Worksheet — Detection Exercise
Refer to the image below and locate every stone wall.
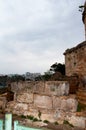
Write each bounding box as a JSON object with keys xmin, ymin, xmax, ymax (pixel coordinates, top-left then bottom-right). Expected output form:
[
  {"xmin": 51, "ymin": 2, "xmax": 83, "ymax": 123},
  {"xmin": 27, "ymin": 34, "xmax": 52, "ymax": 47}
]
[
  {"xmin": 64, "ymin": 41, "xmax": 86, "ymax": 77},
  {"xmin": 77, "ymin": 88, "xmax": 86, "ymax": 105},
  {"xmin": 4, "ymin": 81, "xmax": 86, "ymax": 128},
  {"xmin": 10, "ymin": 81, "xmax": 69, "ymax": 96}
]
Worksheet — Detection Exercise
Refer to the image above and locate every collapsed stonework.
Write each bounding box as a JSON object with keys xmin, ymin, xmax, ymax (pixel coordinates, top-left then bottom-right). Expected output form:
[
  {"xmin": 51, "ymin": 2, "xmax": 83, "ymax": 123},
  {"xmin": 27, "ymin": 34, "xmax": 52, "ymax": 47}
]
[{"xmin": 0, "ymin": 81, "xmax": 85, "ymax": 128}]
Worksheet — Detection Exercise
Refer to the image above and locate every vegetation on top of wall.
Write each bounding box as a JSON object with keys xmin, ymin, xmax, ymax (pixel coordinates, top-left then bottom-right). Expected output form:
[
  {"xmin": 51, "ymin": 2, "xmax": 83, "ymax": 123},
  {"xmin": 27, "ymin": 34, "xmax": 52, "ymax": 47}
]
[
  {"xmin": 50, "ymin": 62, "xmax": 65, "ymax": 75},
  {"xmin": 38, "ymin": 62, "xmax": 65, "ymax": 81}
]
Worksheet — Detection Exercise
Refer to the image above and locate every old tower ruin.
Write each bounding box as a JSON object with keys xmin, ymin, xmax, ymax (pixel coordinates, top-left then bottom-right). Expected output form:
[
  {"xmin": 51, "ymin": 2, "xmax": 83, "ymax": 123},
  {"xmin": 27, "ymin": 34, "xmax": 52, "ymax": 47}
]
[
  {"xmin": 64, "ymin": 2, "xmax": 86, "ymax": 78},
  {"xmin": 64, "ymin": 1, "xmax": 86, "ymax": 105}
]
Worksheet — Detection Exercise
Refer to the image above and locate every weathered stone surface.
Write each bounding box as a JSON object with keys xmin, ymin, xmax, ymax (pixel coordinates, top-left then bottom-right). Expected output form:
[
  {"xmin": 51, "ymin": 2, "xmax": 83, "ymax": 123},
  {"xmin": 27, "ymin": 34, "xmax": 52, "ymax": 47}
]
[
  {"xmin": 77, "ymin": 88, "xmax": 86, "ymax": 105},
  {"xmin": 0, "ymin": 100, "xmax": 4, "ymax": 108},
  {"xmin": 67, "ymin": 115, "xmax": 86, "ymax": 128},
  {"xmin": 53, "ymin": 96, "xmax": 78, "ymax": 112},
  {"xmin": 11, "ymin": 81, "xmax": 45, "ymax": 94},
  {"xmin": 45, "ymin": 81, "xmax": 69, "ymax": 96},
  {"xmin": 14, "ymin": 103, "xmax": 28, "ymax": 111},
  {"xmin": 11, "ymin": 81, "xmax": 25, "ymax": 93},
  {"xmin": 5, "ymin": 80, "xmax": 85, "ymax": 128},
  {"xmin": 20, "ymin": 119, "xmax": 47, "ymax": 128},
  {"xmin": 64, "ymin": 41, "xmax": 86, "ymax": 76},
  {"xmin": 54, "ymin": 110, "xmax": 65, "ymax": 123},
  {"xmin": 34, "ymin": 94, "xmax": 52, "ymax": 109},
  {"xmin": 32, "ymin": 81, "xmax": 45, "ymax": 93},
  {"xmin": 32, "ymin": 121, "xmax": 47, "ymax": 127},
  {"xmin": 5, "ymin": 101, "xmax": 17, "ymax": 113},
  {"xmin": 66, "ymin": 98, "xmax": 78, "ymax": 112},
  {"xmin": 6, "ymin": 101, "xmax": 28, "ymax": 114},
  {"xmin": 53, "ymin": 96, "xmax": 61, "ymax": 109},
  {"xmin": 0, "ymin": 97, "xmax": 7, "ymax": 109},
  {"xmin": 10, "ymin": 81, "xmax": 69, "ymax": 96},
  {"xmin": 41, "ymin": 113, "xmax": 55, "ymax": 122},
  {"xmin": 47, "ymin": 123, "xmax": 84, "ymax": 130},
  {"xmin": 17, "ymin": 93, "xmax": 33, "ymax": 103}
]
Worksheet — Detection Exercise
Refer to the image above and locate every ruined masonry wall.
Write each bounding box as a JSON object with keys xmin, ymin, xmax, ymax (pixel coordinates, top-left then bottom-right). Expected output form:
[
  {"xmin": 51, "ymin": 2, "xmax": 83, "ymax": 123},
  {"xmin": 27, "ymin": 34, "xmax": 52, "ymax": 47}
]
[
  {"xmin": 65, "ymin": 44, "xmax": 86, "ymax": 76},
  {"xmin": 5, "ymin": 81, "xmax": 86, "ymax": 128}
]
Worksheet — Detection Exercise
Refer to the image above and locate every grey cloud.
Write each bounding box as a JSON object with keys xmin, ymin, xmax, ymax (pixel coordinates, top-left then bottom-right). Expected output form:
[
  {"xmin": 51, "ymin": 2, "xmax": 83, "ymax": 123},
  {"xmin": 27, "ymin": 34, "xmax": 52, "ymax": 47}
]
[{"xmin": 0, "ymin": 0, "xmax": 85, "ymax": 74}]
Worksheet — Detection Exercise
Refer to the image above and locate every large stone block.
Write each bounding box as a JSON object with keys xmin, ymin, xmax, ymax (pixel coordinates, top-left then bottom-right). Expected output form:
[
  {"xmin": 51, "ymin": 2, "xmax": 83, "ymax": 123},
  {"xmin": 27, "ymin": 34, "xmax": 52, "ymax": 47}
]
[
  {"xmin": 45, "ymin": 81, "xmax": 69, "ymax": 96},
  {"xmin": 17, "ymin": 93, "xmax": 33, "ymax": 103},
  {"xmin": 6, "ymin": 101, "xmax": 28, "ymax": 113},
  {"xmin": 41, "ymin": 113, "xmax": 55, "ymax": 122},
  {"xmin": 54, "ymin": 110, "xmax": 66, "ymax": 123},
  {"xmin": 66, "ymin": 98, "xmax": 78, "ymax": 112},
  {"xmin": 53, "ymin": 96, "xmax": 78, "ymax": 112},
  {"xmin": 14, "ymin": 103, "xmax": 28, "ymax": 111},
  {"xmin": 34, "ymin": 94, "xmax": 52, "ymax": 109},
  {"xmin": 32, "ymin": 81, "xmax": 45, "ymax": 93}
]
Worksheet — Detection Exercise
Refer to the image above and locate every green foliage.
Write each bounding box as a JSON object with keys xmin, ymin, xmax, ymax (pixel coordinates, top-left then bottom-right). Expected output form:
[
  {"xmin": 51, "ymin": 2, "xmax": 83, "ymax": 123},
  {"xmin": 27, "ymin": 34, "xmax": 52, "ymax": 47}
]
[
  {"xmin": 63, "ymin": 120, "xmax": 74, "ymax": 127},
  {"xmin": 33, "ymin": 118, "xmax": 39, "ymax": 122},
  {"xmin": 42, "ymin": 70, "xmax": 52, "ymax": 81},
  {"xmin": 21, "ymin": 115, "xmax": 27, "ymax": 118},
  {"xmin": 77, "ymin": 103, "xmax": 86, "ymax": 112},
  {"xmin": 27, "ymin": 115, "xmax": 34, "ymax": 120},
  {"xmin": 43, "ymin": 120, "xmax": 49, "ymax": 124},
  {"xmin": 0, "ymin": 75, "xmax": 25, "ymax": 86},
  {"xmin": 27, "ymin": 115, "xmax": 39, "ymax": 122},
  {"xmin": 54, "ymin": 121, "xmax": 59, "ymax": 125},
  {"xmin": 77, "ymin": 103, "xmax": 82, "ymax": 112},
  {"xmin": 50, "ymin": 62, "xmax": 65, "ymax": 75}
]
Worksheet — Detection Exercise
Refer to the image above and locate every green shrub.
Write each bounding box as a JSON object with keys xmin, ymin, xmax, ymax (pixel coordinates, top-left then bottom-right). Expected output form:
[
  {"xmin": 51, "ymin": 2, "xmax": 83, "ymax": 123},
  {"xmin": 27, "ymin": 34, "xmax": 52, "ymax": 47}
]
[
  {"xmin": 43, "ymin": 120, "xmax": 49, "ymax": 124},
  {"xmin": 21, "ymin": 115, "xmax": 26, "ymax": 118},
  {"xmin": 27, "ymin": 115, "xmax": 34, "ymax": 120},
  {"xmin": 33, "ymin": 118, "xmax": 39, "ymax": 122},
  {"xmin": 54, "ymin": 121, "xmax": 59, "ymax": 125},
  {"xmin": 63, "ymin": 120, "xmax": 74, "ymax": 127},
  {"xmin": 39, "ymin": 119, "xmax": 42, "ymax": 122}
]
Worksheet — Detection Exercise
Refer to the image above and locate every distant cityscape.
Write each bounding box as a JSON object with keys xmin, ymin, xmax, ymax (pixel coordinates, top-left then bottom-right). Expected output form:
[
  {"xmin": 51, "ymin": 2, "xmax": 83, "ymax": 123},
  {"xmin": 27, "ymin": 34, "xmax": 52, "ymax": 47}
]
[
  {"xmin": 0, "ymin": 72, "xmax": 41, "ymax": 88},
  {"xmin": 0, "ymin": 72, "xmax": 41, "ymax": 81}
]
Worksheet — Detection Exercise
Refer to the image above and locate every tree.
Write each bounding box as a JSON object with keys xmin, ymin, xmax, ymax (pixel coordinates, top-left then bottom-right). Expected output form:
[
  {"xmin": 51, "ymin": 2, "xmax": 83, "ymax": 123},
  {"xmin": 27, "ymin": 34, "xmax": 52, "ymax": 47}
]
[
  {"xmin": 42, "ymin": 70, "xmax": 53, "ymax": 81},
  {"xmin": 50, "ymin": 62, "xmax": 65, "ymax": 75}
]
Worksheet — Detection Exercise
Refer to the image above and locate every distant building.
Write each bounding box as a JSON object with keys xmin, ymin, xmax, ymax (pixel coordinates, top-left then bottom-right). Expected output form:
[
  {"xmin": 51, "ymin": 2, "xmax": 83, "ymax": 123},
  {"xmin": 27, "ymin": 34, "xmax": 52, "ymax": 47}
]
[{"xmin": 25, "ymin": 72, "xmax": 41, "ymax": 81}]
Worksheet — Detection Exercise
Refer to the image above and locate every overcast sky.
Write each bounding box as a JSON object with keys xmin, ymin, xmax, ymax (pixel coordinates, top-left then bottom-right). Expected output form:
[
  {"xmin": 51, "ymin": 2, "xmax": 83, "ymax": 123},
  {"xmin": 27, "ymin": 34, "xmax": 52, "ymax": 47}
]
[{"xmin": 0, "ymin": 0, "xmax": 85, "ymax": 74}]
